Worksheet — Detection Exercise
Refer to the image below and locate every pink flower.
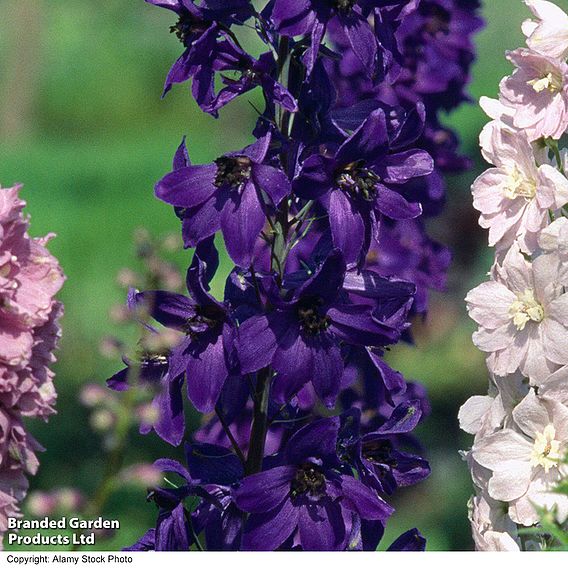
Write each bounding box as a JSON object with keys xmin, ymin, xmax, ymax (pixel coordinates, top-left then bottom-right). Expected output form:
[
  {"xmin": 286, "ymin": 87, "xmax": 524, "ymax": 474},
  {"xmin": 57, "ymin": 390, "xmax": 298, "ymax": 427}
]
[
  {"xmin": 469, "ymin": 494, "xmax": 521, "ymax": 551},
  {"xmin": 0, "ymin": 185, "xmax": 64, "ymax": 547},
  {"xmin": 0, "ymin": 187, "xmax": 64, "ymax": 367},
  {"xmin": 522, "ymin": 0, "xmax": 568, "ymax": 60},
  {"xmin": 459, "ymin": 373, "xmax": 527, "ymax": 438},
  {"xmin": 499, "ymin": 48, "xmax": 568, "ymax": 141},
  {"xmin": 0, "ymin": 468, "xmax": 28, "ymax": 538},
  {"xmin": 465, "ymin": 244, "xmax": 568, "ymax": 383},
  {"xmin": 472, "ymin": 125, "xmax": 568, "ymax": 252},
  {"xmin": 472, "ymin": 390, "xmax": 568, "ymax": 525}
]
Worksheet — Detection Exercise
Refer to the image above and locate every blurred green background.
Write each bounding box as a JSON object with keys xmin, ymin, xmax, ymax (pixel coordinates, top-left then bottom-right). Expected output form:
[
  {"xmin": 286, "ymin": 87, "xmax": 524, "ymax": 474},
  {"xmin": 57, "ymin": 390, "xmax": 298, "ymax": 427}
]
[{"xmin": 1, "ymin": 0, "xmax": 564, "ymax": 551}]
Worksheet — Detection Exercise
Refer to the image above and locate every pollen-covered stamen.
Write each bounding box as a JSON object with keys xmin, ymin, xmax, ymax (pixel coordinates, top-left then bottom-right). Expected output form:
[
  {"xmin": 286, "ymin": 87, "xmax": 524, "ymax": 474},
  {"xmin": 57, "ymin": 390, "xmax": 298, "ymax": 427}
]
[
  {"xmin": 184, "ymin": 304, "xmax": 225, "ymax": 337},
  {"xmin": 290, "ymin": 463, "xmax": 326, "ymax": 498},
  {"xmin": 530, "ymin": 424, "xmax": 562, "ymax": 473},
  {"xmin": 528, "ymin": 71, "xmax": 563, "ymax": 94},
  {"xmin": 142, "ymin": 354, "xmax": 168, "ymax": 365},
  {"xmin": 362, "ymin": 439, "xmax": 398, "ymax": 468},
  {"xmin": 240, "ymin": 68, "xmax": 259, "ymax": 84},
  {"xmin": 503, "ymin": 165, "xmax": 537, "ymax": 200},
  {"xmin": 333, "ymin": 0, "xmax": 357, "ymax": 14},
  {"xmin": 214, "ymin": 156, "xmax": 252, "ymax": 191},
  {"xmin": 509, "ymin": 289, "xmax": 545, "ymax": 331},
  {"xmin": 170, "ymin": 12, "xmax": 210, "ymax": 46},
  {"xmin": 297, "ymin": 297, "xmax": 330, "ymax": 336},
  {"xmin": 336, "ymin": 162, "xmax": 380, "ymax": 202},
  {"xmin": 138, "ymin": 352, "xmax": 170, "ymax": 374}
]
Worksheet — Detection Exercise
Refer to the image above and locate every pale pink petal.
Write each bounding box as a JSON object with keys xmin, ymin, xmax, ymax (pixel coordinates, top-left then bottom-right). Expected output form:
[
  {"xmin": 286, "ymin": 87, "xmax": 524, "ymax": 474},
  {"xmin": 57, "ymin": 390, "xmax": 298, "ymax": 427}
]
[{"xmin": 512, "ymin": 389, "xmax": 550, "ymax": 438}]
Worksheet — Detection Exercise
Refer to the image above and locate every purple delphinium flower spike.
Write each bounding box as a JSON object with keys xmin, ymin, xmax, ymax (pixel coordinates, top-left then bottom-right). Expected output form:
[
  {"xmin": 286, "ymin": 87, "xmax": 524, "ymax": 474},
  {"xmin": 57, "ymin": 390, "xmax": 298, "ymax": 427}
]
[
  {"xmin": 156, "ymin": 133, "xmax": 291, "ymax": 266},
  {"xmin": 118, "ymin": 0, "xmax": 484, "ymax": 550},
  {"xmin": 234, "ymin": 416, "xmax": 393, "ymax": 551}
]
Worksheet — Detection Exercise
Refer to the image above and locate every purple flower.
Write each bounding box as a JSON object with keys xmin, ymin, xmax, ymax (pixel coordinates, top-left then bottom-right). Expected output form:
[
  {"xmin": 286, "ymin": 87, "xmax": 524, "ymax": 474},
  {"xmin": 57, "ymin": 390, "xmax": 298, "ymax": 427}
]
[
  {"xmin": 293, "ymin": 108, "xmax": 432, "ymax": 265},
  {"xmin": 145, "ymin": 0, "xmax": 253, "ymax": 97},
  {"xmin": 366, "ymin": 218, "xmax": 451, "ymax": 315},
  {"xmin": 199, "ymin": 40, "xmax": 298, "ymax": 116},
  {"xmin": 388, "ymin": 528, "xmax": 427, "ymax": 551},
  {"xmin": 156, "ymin": 134, "xmax": 291, "ymax": 267},
  {"xmin": 129, "ymin": 241, "xmax": 237, "ymax": 415},
  {"xmin": 237, "ymin": 250, "xmax": 413, "ymax": 407},
  {"xmin": 107, "ymin": 350, "xmax": 186, "ymax": 446},
  {"xmin": 234, "ymin": 416, "xmax": 393, "ymax": 550},
  {"xmin": 270, "ymin": 0, "xmax": 390, "ymax": 77},
  {"xmin": 338, "ymin": 405, "xmax": 430, "ymax": 496},
  {"xmin": 394, "ymin": 0, "xmax": 483, "ymax": 110},
  {"xmin": 127, "ymin": 441, "xmax": 244, "ymax": 551}
]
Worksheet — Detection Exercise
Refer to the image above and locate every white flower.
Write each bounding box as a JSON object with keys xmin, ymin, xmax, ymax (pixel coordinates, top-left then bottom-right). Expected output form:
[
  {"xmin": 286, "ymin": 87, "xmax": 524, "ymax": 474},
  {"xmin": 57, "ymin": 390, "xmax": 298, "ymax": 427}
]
[
  {"xmin": 538, "ymin": 216, "xmax": 568, "ymax": 286},
  {"xmin": 459, "ymin": 373, "xmax": 527, "ymax": 437},
  {"xmin": 540, "ymin": 364, "xmax": 568, "ymax": 402},
  {"xmin": 469, "ymin": 494, "xmax": 521, "ymax": 551},
  {"xmin": 472, "ymin": 124, "xmax": 568, "ymax": 253},
  {"xmin": 472, "ymin": 390, "xmax": 568, "ymax": 525},
  {"xmin": 523, "ymin": 0, "xmax": 568, "ymax": 60},
  {"xmin": 466, "ymin": 244, "xmax": 568, "ymax": 384}
]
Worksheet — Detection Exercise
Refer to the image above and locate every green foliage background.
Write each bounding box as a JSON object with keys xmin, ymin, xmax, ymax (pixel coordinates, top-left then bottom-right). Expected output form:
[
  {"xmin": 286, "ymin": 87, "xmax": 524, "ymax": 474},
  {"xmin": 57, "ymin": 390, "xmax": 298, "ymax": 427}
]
[{"xmin": 2, "ymin": 0, "xmax": 565, "ymax": 551}]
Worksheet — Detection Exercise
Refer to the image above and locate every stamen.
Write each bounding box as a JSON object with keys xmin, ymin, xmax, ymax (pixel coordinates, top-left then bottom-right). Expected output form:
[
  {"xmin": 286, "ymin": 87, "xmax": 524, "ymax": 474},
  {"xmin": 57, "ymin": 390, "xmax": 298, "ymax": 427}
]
[
  {"xmin": 503, "ymin": 166, "xmax": 536, "ymax": 200},
  {"xmin": 509, "ymin": 289, "xmax": 544, "ymax": 331},
  {"xmin": 214, "ymin": 156, "xmax": 252, "ymax": 191},
  {"xmin": 527, "ymin": 72, "xmax": 563, "ymax": 94},
  {"xmin": 336, "ymin": 162, "xmax": 380, "ymax": 202},
  {"xmin": 290, "ymin": 463, "xmax": 326, "ymax": 499},
  {"xmin": 530, "ymin": 424, "xmax": 562, "ymax": 473},
  {"xmin": 297, "ymin": 297, "xmax": 330, "ymax": 335}
]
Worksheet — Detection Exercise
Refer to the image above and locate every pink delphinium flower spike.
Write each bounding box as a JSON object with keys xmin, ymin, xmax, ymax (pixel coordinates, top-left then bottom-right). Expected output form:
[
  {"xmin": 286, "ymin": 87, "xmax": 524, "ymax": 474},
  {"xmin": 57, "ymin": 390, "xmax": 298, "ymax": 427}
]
[{"xmin": 0, "ymin": 185, "xmax": 65, "ymax": 549}]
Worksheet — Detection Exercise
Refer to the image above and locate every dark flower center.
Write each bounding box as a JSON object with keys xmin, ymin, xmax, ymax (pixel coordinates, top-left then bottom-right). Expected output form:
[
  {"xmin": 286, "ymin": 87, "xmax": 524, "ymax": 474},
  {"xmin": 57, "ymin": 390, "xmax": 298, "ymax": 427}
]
[
  {"xmin": 291, "ymin": 463, "xmax": 326, "ymax": 498},
  {"xmin": 422, "ymin": 5, "xmax": 451, "ymax": 36},
  {"xmin": 336, "ymin": 162, "xmax": 380, "ymax": 202},
  {"xmin": 241, "ymin": 69, "xmax": 259, "ymax": 84},
  {"xmin": 214, "ymin": 156, "xmax": 252, "ymax": 191},
  {"xmin": 184, "ymin": 305, "xmax": 225, "ymax": 337},
  {"xmin": 333, "ymin": 0, "xmax": 357, "ymax": 15},
  {"xmin": 362, "ymin": 439, "xmax": 398, "ymax": 468},
  {"xmin": 136, "ymin": 351, "xmax": 170, "ymax": 382},
  {"xmin": 297, "ymin": 297, "xmax": 330, "ymax": 336},
  {"xmin": 170, "ymin": 12, "xmax": 210, "ymax": 46},
  {"xmin": 141, "ymin": 353, "xmax": 168, "ymax": 366}
]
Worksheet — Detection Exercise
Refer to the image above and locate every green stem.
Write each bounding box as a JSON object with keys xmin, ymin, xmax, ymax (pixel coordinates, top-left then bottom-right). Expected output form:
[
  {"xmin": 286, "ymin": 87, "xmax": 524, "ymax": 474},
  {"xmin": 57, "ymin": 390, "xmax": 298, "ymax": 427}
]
[
  {"xmin": 215, "ymin": 405, "xmax": 246, "ymax": 466},
  {"xmin": 547, "ymin": 138, "xmax": 565, "ymax": 176},
  {"xmin": 244, "ymin": 31, "xmax": 292, "ymax": 478},
  {"xmin": 245, "ymin": 367, "xmax": 272, "ymax": 475}
]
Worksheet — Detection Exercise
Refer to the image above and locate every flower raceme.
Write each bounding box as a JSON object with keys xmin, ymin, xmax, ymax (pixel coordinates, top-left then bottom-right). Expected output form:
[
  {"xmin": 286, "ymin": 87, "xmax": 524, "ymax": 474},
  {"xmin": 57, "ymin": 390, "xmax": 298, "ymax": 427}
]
[
  {"xmin": 0, "ymin": 185, "xmax": 64, "ymax": 549},
  {"xmin": 111, "ymin": 0, "xmax": 482, "ymax": 551},
  {"xmin": 461, "ymin": 0, "xmax": 568, "ymax": 551}
]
